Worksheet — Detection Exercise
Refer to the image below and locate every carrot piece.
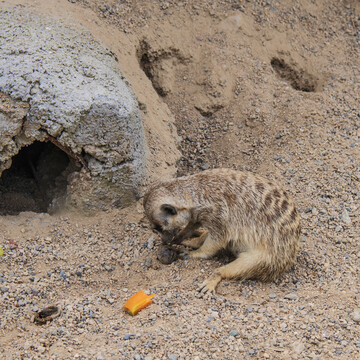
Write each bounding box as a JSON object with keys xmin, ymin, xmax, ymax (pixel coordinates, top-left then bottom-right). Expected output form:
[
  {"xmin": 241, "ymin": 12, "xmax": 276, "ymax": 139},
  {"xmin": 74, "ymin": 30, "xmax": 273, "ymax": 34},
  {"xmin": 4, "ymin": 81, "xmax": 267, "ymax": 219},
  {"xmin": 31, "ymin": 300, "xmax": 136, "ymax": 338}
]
[{"xmin": 124, "ymin": 290, "xmax": 155, "ymax": 316}]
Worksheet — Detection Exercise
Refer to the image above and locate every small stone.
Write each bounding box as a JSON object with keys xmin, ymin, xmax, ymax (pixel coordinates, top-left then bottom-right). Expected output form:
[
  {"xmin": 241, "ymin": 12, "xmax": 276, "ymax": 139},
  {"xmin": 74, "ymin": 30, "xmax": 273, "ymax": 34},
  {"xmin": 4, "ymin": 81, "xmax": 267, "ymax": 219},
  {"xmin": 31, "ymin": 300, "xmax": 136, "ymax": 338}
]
[
  {"xmin": 341, "ymin": 209, "xmax": 351, "ymax": 224},
  {"xmin": 147, "ymin": 236, "xmax": 155, "ymax": 249},
  {"xmin": 168, "ymin": 355, "xmax": 178, "ymax": 360},
  {"xmin": 123, "ymin": 334, "xmax": 131, "ymax": 340},
  {"xmin": 351, "ymin": 310, "xmax": 360, "ymax": 323},
  {"xmin": 75, "ymin": 270, "xmax": 82, "ymax": 277},
  {"xmin": 201, "ymin": 163, "xmax": 210, "ymax": 170},
  {"xmin": 157, "ymin": 246, "xmax": 178, "ymax": 265},
  {"xmin": 17, "ymin": 299, "xmax": 26, "ymax": 307},
  {"xmin": 269, "ymin": 293, "xmax": 277, "ymax": 299},
  {"xmin": 284, "ymin": 293, "xmax": 297, "ymax": 300},
  {"xmin": 229, "ymin": 330, "xmax": 239, "ymax": 337},
  {"xmin": 293, "ymin": 341, "xmax": 305, "ymax": 354},
  {"xmin": 335, "ymin": 225, "xmax": 343, "ymax": 232},
  {"xmin": 145, "ymin": 257, "xmax": 152, "ymax": 267}
]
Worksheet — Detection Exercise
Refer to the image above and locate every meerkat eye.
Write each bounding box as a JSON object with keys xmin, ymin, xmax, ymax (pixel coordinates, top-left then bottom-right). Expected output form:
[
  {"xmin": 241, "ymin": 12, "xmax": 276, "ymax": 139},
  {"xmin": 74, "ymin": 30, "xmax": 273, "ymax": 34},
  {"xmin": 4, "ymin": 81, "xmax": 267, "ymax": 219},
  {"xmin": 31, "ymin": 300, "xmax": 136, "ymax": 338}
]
[
  {"xmin": 160, "ymin": 204, "xmax": 177, "ymax": 216},
  {"xmin": 153, "ymin": 224, "xmax": 163, "ymax": 233}
]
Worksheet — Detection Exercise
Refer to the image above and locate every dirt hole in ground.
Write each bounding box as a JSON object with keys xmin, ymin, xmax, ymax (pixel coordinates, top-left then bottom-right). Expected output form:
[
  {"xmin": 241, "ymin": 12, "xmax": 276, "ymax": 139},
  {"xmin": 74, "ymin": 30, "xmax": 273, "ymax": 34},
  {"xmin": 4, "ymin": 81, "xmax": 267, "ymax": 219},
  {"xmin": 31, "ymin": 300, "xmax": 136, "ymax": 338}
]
[
  {"xmin": 0, "ymin": 141, "xmax": 81, "ymax": 215},
  {"xmin": 271, "ymin": 57, "xmax": 320, "ymax": 92},
  {"xmin": 137, "ymin": 41, "xmax": 166, "ymax": 97}
]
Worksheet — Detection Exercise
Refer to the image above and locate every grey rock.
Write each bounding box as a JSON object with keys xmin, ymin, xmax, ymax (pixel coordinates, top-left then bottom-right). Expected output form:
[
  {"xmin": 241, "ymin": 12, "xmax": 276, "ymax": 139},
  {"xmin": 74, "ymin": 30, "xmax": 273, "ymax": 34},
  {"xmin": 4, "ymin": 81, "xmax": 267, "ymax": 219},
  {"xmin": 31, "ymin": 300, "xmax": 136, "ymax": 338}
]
[
  {"xmin": 351, "ymin": 310, "xmax": 360, "ymax": 323},
  {"xmin": 335, "ymin": 225, "xmax": 343, "ymax": 232},
  {"xmin": 0, "ymin": 8, "xmax": 146, "ymax": 212},
  {"xmin": 17, "ymin": 299, "xmax": 26, "ymax": 307},
  {"xmin": 147, "ymin": 236, "xmax": 155, "ymax": 249},
  {"xmin": 144, "ymin": 257, "xmax": 152, "ymax": 267},
  {"xmin": 284, "ymin": 293, "xmax": 297, "ymax": 300},
  {"xmin": 341, "ymin": 209, "xmax": 351, "ymax": 224},
  {"xmin": 292, "ymin": 341, "xmax": 305, "ymax": 354}
]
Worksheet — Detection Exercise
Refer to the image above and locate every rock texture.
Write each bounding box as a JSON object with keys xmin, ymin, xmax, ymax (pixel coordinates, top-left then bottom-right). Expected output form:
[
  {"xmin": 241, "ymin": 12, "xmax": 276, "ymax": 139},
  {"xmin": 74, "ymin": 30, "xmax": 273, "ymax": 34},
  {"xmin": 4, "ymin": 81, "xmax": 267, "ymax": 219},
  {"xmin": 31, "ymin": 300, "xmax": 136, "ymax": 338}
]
[{"xmin": 0, "ymin": 8, "xmax": 146, "ymax": 211}]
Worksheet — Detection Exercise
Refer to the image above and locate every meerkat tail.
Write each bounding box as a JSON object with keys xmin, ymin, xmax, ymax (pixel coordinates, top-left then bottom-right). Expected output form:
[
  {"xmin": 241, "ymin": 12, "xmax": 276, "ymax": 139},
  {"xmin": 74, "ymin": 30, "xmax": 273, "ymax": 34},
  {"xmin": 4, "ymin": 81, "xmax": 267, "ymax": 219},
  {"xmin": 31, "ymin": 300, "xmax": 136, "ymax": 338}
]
[{"xmin": 199, "ymin": 249, "xmax": 274, "ymax": 294}]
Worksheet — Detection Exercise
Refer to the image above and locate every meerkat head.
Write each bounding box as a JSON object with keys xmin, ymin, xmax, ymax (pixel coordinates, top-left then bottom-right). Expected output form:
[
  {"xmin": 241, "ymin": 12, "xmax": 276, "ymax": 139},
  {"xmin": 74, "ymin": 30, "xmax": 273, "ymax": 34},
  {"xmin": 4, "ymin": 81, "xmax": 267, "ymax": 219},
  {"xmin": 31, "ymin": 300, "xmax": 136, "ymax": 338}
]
[
  {"xmin": 144, "ymin": 188, "xmax": 193, "ymax": 244},
  {"xmin": 152, "ymin": 203, "xmax": 194, "ymax": 244}
]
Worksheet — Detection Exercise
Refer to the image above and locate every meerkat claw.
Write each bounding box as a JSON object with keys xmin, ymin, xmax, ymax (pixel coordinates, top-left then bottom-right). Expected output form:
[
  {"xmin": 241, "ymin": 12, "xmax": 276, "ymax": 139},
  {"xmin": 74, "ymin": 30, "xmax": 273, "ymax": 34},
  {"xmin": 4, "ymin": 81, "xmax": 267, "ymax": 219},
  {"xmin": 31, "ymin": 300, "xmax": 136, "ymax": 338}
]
[
  {"xmin": 198, "ymin": 280, "xmax": 216, "ymax": 295},
  {"xmin": 178, "ymin": 250, "xmax": 190, "ymax": 260}
]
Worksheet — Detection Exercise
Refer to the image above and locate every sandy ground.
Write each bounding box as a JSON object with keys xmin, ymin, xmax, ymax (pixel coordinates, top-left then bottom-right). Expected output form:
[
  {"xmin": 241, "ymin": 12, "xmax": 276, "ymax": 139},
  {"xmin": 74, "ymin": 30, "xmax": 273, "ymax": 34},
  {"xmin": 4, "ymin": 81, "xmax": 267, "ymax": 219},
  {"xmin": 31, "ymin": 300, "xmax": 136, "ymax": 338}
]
[{"xmin": 0, "ymin": 0, "xmax": 360, "ymax": 359}]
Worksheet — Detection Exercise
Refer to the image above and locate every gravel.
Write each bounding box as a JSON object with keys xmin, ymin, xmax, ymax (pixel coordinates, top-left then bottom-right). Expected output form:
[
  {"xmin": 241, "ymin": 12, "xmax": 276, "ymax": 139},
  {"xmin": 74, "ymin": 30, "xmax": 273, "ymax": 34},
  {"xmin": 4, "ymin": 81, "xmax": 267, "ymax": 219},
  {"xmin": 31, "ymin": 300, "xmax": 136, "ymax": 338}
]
[{"xmin": 1, "ymin": 0, "xmax": 360, "ymax": 359}]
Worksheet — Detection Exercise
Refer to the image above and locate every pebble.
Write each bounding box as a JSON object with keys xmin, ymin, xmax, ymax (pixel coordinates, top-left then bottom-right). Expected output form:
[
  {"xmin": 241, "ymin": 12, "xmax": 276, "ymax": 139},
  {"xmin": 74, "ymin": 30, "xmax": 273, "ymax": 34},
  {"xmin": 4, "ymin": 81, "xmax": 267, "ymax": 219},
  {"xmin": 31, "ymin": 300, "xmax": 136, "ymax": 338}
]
[
  {"xmin": 293, "ymin": 341, "xmax": 305, "ymax": 354},
  {"xmin": 144, "ymin": 257, "xmax": 152, "ymax": 267},
  {"xmin": 147, "ymin": 236, "xmax": 155, "ymax": 249},
  {"xmin": 168, "ymin": 355, "xmax": 178, "ymax": 360},
  {"xmin": 341, "ymin": 209, "xmax": 351, "ymax": 224},
  {"xmin": 350, "ymin": 310, "xmax": 360, "ymax": 323},
  {"xmin": 335, "ymin": 225, "xmax": 343, "ymax": 232},
  {"xmin": 284, "ymin": 293, "xmax": 297, "ymax": 300},
  {"xmin": 17, "ymin": 299, "xmax": 26, "ymax": 307},
  {"xmin": 75, "ymin": 270, "xmax": 82, "ymax": 277},
  {"xmin": 229, "ymin": 330, "xmax": 239, "ymax": 337}
]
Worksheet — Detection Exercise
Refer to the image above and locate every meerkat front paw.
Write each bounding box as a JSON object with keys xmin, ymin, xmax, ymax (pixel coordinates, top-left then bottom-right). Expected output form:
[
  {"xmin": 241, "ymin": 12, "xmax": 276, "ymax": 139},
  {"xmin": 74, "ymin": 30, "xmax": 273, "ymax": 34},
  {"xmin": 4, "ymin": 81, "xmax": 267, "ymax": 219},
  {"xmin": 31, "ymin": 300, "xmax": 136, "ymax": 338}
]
[{"xmin": 178, "ymin": 250, "xmax": 190, "ymax": 260}]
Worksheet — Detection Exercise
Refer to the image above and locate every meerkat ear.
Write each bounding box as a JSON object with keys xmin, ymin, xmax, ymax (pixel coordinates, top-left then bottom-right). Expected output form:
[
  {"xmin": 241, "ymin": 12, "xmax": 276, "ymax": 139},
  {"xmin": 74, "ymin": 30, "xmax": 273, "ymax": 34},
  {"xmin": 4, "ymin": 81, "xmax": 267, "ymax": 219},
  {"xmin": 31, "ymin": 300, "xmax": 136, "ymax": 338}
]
[{"xmin": 161, "ymin": 204, "xmax": 177, "ymax": 216}]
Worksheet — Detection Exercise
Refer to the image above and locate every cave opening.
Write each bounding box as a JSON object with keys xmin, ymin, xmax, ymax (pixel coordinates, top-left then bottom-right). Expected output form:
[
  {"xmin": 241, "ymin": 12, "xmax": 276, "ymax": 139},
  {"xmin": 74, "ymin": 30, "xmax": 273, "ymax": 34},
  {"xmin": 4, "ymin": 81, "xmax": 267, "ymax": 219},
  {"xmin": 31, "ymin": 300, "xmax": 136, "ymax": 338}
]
[{"xmin": 0, "ymin": 141, "xmax": 81, "ymax": 215}]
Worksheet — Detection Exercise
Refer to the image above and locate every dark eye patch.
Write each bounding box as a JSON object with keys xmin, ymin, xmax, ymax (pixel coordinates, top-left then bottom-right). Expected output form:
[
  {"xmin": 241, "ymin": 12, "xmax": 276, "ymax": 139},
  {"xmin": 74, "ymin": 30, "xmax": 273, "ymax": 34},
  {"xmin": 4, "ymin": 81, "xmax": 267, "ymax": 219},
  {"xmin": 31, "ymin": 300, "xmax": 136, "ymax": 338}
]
[
  {"xmin": 153, "ymin": 224, "xmax": 163, "ymax": 233},
  {"xmin": 160, "ymin": 204, "xmax": 177, "ymax": 216}
]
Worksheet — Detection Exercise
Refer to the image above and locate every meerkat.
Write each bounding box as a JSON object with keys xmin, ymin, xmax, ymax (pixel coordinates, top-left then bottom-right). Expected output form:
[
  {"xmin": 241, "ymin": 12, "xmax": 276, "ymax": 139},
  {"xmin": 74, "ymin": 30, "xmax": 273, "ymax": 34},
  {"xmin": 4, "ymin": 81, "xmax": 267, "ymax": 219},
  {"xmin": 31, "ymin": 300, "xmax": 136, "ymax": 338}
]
[{"xmin": 143, "ymin": 168, "xmax": 300, "ymax": 294}]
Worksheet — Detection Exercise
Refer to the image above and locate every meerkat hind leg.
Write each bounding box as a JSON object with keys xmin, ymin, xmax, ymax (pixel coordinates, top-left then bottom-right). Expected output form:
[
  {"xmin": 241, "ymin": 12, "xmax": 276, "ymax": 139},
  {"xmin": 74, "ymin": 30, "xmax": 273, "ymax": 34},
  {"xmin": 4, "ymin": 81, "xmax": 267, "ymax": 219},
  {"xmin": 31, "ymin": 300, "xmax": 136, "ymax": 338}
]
[
  {"xmin": 182, "ymin": 230, "xmax": 208, "ymax": 249},
  {"xmin": 199, "ymin": 248, "xmax": 269, "ymax": 294}
]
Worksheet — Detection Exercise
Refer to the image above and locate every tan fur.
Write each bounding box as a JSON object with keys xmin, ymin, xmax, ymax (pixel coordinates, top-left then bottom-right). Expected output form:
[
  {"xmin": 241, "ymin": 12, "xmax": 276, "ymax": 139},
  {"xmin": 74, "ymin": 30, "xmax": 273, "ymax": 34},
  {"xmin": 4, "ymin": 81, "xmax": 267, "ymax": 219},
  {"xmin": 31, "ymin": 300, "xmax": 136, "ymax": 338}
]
[{"xmin": 143, "ymin": 168, "xmax": 301, "ymax": 294}]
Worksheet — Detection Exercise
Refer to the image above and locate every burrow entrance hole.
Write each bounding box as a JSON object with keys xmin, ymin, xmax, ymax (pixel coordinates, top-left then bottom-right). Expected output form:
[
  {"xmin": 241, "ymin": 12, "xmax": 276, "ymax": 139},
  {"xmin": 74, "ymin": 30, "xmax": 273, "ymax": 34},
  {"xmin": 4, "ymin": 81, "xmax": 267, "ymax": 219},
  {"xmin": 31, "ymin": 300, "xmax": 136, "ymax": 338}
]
[
  {"xmin": 0, "ymin": 141, "xmax": 81, "ymax": 215},
  {"xmin": 270, "ymin": 57, "xmax": 320, "ymax": 92},
  {"xmin": 137, "ymin": 41, "xmax": 167, "ymax": 97}
]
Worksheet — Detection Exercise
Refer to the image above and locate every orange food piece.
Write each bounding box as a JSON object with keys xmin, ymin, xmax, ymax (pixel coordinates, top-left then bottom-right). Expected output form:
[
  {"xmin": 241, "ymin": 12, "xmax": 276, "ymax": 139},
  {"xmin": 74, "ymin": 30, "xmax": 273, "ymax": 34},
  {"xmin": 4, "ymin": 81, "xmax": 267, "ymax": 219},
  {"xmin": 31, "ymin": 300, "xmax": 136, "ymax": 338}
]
[{"xmin": 124, "ymin": 290, "xmax": 155, "ymax": 316}]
